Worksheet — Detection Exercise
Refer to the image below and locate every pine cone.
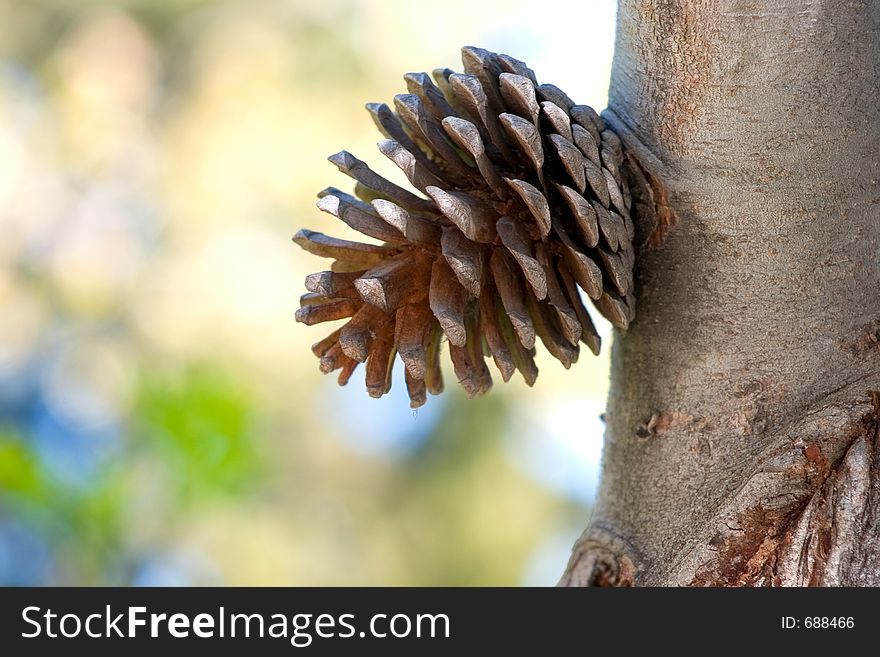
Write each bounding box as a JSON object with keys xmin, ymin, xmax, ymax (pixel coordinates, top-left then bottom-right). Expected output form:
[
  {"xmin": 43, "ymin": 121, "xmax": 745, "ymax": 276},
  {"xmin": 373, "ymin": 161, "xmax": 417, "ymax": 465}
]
[{"xmin": 294, "ymin": 46, "xmax": 636, "ymax": 407}]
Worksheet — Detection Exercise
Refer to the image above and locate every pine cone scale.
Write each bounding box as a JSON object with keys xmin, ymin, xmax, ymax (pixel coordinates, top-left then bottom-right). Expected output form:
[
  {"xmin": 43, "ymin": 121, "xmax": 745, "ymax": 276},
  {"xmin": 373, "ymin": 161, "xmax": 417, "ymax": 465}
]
[
  {"xmin": 541, "ymin": 102, "xmax": 573, "ymax": 142},
  {"xmin": 497, "ymin": 215, "xmax": 547, "ymax": 300},
  {"xmin": 429, "ymin": 258, "xmax": 468, "ymax": 348},
  {"xmin": 395, "ymin": 302, "xmax": 433, "ymax": 379},
  {"xmin": 490, "ymin": 248, "xmax": 536, "ymax": 351},
  {"xmin": 439, "ymin": 227, "xmax": 483, "ymax": 297},
  {"xmin": 498, "ymin": 73, "xmax": 541, "ymax": 124},
  {"xmin": 503, "ymin": 178, "xmax": 551, "ymax": 238}
]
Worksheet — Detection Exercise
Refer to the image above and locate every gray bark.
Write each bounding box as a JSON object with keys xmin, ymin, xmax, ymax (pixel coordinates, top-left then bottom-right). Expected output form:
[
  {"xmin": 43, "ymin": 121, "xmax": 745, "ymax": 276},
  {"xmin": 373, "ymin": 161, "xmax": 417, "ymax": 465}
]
[{"xmin": 561, "ymin": 0, "xmax": 880, "ymax": 586}]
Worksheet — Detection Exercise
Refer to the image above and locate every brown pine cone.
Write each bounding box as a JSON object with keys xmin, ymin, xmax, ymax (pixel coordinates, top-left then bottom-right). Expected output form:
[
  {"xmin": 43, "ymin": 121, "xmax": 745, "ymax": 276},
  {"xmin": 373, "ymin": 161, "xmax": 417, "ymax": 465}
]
[{"xmin": 294, "ymin": 46, "xmax": 636, "ymax": 408}]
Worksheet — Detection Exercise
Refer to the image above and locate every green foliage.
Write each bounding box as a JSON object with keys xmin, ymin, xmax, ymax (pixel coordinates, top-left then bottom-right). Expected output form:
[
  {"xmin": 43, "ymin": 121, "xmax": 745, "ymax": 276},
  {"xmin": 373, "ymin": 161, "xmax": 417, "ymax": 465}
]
[
  {"xmin": 133, "ymin": 364, "xmax": 264, "ymax": 501},
  {"xmin": 0, "ymin": 432, "xmax": 41, "ymax": 499},
  {"xmin": 0, "ymin": 429, "xmax": 127, "ymax": 583}
]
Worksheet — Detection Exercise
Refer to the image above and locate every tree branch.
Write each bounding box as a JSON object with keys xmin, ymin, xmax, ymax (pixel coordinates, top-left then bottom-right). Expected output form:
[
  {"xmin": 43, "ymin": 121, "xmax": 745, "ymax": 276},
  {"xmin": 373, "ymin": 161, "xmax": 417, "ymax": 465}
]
[{"xmin": 562, "ymin": 0, "xmax": 880, "ymax": 586}]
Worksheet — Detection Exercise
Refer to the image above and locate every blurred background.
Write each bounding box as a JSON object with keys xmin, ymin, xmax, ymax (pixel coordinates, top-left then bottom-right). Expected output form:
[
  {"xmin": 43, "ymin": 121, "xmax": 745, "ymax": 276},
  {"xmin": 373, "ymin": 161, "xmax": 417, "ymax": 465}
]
[{"xmin": 0, "ymin": 0, "xmax": 616, "ymax": 586}]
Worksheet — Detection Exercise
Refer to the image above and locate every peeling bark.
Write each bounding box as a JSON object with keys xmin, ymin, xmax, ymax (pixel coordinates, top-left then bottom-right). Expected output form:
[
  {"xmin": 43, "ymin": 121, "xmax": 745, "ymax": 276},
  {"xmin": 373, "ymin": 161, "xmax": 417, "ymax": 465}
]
[{"xmin": 561, "ymin": 0, "xmax": 880, "ymax": 587}]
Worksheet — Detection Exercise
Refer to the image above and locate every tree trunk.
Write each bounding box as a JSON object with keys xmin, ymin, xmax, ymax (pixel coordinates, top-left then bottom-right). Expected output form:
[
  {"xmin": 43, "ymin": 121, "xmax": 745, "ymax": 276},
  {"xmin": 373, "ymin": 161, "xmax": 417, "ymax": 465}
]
[{"xmin": 561, "ymin": 0, "xmax": 880, "ymax": 586}]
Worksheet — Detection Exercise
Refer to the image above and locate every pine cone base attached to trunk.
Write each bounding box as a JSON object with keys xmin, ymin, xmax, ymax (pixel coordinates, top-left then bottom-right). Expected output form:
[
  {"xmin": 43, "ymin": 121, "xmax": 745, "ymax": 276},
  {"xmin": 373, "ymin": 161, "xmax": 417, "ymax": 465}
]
[{"xmin": 295, "ymin": 46, "xmax": 636, "ymax": 407}]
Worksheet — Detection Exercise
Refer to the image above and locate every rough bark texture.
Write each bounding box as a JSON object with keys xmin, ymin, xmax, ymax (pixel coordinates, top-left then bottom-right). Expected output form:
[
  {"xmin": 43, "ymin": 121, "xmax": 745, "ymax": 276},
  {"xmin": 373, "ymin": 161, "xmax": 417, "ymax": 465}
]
[{"xmin": 561, "ymin": 0, "xmax": 880, "ymax": 587}]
